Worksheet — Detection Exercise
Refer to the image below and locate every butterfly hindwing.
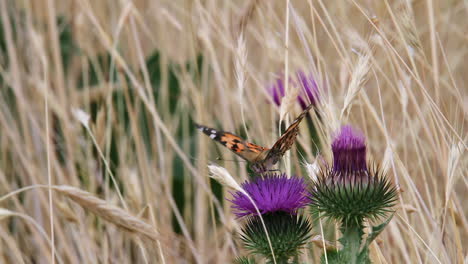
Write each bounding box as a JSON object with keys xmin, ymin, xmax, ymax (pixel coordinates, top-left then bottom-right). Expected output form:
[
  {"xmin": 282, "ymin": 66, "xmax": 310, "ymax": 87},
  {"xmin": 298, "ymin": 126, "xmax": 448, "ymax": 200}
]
[{"xmin": 195, "ymin": 124, "xmax": 268, "ymax": 162}]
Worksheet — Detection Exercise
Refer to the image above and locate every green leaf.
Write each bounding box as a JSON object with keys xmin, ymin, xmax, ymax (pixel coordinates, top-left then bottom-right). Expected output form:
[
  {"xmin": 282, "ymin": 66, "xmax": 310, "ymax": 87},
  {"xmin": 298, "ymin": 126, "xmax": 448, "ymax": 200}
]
[
  {"xmin": 57, "ymin": 16, "xmax": 79, "ymax": 69},
  {"xmin": 354, "ymin": 214, "xmax": 394, "ymax": 263},
  {"xmin": 364, "ymin": 214, "xmax": 394, "ymax": 248},
  {"xmin": 356, "ymin": 250, "xmax": 372, "ymax": 264}
]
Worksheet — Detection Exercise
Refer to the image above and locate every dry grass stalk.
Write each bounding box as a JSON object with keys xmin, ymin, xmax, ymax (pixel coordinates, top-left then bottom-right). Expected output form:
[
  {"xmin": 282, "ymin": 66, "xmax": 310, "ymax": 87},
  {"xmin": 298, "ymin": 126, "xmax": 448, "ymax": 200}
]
[
  {"xmin": 235, "ymin": 34, "xmax": 250, "ymax": 140},
  {"xmin": 53, "ymin": 185, "xmax": 159, "ymax": 242},
  {"xmin": 235, "ymin": 0, "xmax": 260, "ymax": 36},
  {"xmin": 208, "ymin": 165, "xmax": 244, "ymax": 194},
  {"xmin": 340, "ymin": 52, "xmax": 371, "ymax": 120},
  {"xmin": 397, "ymin": 2, "xmax": 423, "ymax": 59}
]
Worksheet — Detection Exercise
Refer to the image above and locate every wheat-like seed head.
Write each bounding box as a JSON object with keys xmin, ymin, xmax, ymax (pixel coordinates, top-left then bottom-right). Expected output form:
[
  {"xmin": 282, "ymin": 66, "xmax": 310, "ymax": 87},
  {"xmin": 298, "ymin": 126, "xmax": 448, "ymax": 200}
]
[{"xmin": 54, "ymin": 185, "xmax": 160, "ymax": 242}]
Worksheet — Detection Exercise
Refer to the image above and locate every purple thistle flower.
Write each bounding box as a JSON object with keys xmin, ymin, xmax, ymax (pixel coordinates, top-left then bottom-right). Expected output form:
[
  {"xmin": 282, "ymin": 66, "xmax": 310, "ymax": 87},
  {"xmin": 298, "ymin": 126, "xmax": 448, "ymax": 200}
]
[
  {"xmin": 267, "ymin": 71, "xmax": 319, "ymax": 109},
  {"xmin": 331, "ymin": 125, "xmax": 367, "ymax": 173},
  {"xmin": 295, "ymin": 70, "xmax": 319, "ymax": 109},
  {"xmin": 230, "ymin": 174, "xmax": 308, "ymax": 218}
]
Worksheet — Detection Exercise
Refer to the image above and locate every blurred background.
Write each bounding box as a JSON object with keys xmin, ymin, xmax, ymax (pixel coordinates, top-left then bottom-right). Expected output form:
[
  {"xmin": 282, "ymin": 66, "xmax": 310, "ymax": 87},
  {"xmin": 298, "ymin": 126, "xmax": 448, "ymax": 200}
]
[{"xmin": 0, "ymin": 0, "xmax": 466, "ymax": 263}]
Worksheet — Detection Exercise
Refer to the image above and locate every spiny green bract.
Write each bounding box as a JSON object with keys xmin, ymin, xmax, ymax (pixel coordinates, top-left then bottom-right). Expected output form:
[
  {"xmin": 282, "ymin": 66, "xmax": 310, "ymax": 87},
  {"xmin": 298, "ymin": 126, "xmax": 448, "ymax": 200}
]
[
  {"xmin": 233, "ymin": 256, "xmax": 256, "ymax": 264},
  {"xmin": 240, "ymin": 212, "xmax": 312, "ymax": 263},
  {"xmin": 310, "ymin": 166, "xmax": 398, "ymax": 225}
]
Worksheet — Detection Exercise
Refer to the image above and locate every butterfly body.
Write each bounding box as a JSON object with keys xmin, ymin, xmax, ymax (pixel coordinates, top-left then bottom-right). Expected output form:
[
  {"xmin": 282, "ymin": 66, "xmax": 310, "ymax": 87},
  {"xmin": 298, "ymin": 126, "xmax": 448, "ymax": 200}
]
[{"xmin": 197, "ymin": 103, "xmax": 313, "ymax": 173}]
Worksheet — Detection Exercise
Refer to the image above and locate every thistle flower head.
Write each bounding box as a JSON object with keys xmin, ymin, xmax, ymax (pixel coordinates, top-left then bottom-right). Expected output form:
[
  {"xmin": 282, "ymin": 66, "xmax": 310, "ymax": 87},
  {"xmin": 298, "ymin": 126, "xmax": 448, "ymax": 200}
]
[
  {"xmin": 230, "ymin": 173, "xmax": 308, "ymax": 218},
  {"xmin": 267, "ymin": 71, "xmax": 319, "ymax": 109},
  {"xmin": 310, "ymin": 125, "xmax": 398, "ymax": 224}
]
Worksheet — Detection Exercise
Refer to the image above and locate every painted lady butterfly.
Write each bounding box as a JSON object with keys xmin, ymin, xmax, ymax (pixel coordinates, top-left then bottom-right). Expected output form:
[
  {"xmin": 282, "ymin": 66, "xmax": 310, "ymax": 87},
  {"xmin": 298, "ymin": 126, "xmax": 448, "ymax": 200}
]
[{"xmin": 196, "ymin": 103, "xmax": 313, "ymax": 173}]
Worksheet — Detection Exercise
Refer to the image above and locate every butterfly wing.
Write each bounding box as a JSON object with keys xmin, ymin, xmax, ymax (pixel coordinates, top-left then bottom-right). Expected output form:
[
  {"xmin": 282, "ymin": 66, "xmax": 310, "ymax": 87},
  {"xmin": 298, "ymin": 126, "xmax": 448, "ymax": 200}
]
[
  {"xmin": 264, "ymin": 103, "xmax": 313, "ymax": 165},
  {"xmin": 195, "ymin": 124, "xmax": 269, "ymax": 162}
]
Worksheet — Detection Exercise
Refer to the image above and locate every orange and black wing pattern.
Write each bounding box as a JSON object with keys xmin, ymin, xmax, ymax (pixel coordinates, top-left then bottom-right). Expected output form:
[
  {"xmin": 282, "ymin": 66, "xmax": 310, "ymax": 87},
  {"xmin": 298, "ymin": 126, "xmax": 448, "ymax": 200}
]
[
  {"xmin": 265, "ymin": 103, "xmax": 313, "ymax": 165},
  {"xmin": 195, "ymin": 124, "xmax": 269, "ymax": 162}
]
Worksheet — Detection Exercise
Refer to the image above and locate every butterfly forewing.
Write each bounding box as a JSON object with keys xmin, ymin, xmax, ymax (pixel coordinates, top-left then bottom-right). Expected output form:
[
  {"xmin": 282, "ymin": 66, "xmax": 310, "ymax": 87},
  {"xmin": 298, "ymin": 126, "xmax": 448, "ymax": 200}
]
[
  {"xmin": 195, "ymin": 124, "xmax": 269, "ymax": 162},
  {"xmin": 265, "ymin": 103, "xmax": 313, "ymax": 164}
]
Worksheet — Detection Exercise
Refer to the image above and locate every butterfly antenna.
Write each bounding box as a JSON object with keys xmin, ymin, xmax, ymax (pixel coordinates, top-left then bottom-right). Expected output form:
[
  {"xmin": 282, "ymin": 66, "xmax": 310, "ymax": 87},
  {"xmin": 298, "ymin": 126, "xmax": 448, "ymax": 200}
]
[{"xmin": 216, "ymin": 157, "xmax": 247, "ymax": 163}]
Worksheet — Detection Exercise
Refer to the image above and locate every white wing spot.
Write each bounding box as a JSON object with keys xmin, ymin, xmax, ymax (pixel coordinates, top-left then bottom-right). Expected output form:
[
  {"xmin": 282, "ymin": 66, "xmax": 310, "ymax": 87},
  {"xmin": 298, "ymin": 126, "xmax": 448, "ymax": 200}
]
[{"xmin": 210, "ymin": 134, "xmax": 217, "ymax": 139}]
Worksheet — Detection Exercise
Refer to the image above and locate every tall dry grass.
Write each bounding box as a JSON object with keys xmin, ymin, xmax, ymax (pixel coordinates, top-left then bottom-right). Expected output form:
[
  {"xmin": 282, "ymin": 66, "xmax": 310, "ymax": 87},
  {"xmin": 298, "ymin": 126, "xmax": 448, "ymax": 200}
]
[{"xmin": 0, "ymin": 0, "xmax": 466, "ymax": 263}]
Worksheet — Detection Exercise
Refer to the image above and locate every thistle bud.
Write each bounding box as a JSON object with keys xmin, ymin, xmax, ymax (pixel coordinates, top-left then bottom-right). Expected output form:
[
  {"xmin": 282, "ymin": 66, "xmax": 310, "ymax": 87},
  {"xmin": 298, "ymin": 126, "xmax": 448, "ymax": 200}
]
[{"xmin": 310, "ymin": 125, "xmax": 397, "ymax": 224}]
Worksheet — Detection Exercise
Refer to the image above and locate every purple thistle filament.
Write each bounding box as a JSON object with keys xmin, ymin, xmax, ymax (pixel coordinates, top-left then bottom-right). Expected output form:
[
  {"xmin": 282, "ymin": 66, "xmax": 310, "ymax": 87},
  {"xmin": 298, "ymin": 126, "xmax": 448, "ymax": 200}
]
[
  {"xmin": 296, "ymin": 70, "xmax": 319, "ymax": 109},
  {"xmin": 230, "ymin": 174, "xmax": 308, "ymax": 218},
  {"xmin": 270, "ymin": 78, "xmax": 285, "ymax": 106},
  {"xmin": 267, "ymin": 71, "xmax": 319, "ymax": 109},
  {"xmin": 331, "ymin": 125, "xmax": 367, "ymax": 173}
]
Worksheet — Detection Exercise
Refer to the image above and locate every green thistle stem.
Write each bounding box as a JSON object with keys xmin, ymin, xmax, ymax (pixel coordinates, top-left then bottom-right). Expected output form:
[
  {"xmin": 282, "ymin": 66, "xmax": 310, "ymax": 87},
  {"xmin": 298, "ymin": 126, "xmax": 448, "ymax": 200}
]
[{"xmin": 339, "ymin": 220, "xmax": 364, "ymax": 264}]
